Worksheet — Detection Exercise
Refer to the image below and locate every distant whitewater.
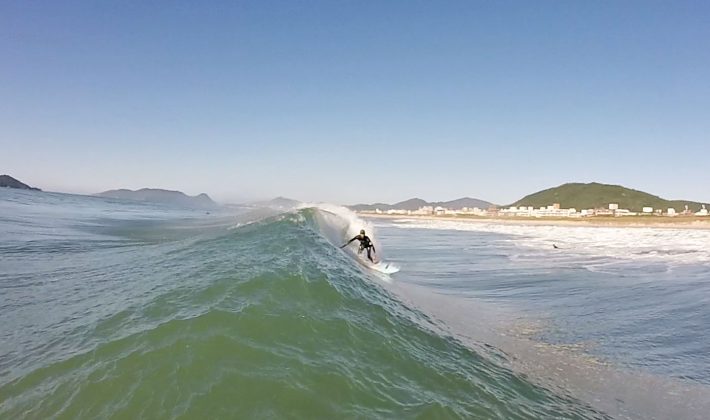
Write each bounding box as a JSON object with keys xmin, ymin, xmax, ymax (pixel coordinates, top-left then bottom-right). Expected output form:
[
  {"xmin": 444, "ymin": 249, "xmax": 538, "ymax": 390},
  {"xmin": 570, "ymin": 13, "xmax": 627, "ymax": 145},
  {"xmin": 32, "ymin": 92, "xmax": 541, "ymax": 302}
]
[{"xmin": 388, "ymin": 217, "xmax": 710, "ymax": 266}]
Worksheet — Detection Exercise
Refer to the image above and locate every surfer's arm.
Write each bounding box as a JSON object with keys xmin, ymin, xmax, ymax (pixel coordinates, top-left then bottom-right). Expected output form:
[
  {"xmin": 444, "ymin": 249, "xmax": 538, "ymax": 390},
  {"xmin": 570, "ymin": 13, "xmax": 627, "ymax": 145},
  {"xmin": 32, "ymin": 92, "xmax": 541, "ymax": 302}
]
[{"xmin": 340, "ymin": 237, "xmax": 357, "ymax": 248}]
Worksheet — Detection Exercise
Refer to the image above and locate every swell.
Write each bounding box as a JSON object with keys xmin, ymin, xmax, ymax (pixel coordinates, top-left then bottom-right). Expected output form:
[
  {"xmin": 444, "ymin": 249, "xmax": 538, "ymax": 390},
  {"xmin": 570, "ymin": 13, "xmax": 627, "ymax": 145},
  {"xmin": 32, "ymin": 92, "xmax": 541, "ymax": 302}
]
[{"xmin": 1, "ymin": 209, "xmax": 607, "ymax": 419}]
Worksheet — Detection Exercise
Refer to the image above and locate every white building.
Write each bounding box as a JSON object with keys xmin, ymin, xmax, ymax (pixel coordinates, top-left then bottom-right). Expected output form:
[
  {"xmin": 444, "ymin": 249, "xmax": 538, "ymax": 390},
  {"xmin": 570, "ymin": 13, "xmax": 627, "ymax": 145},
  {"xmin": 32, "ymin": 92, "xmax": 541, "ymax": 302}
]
[
  {"xmin": 642, "ymin": 207, "xmax": 654, "ymax": 214},
  {"xmin": 499, "ymin": 204, "xmax": 578, "ymax": 218},
  {"xmin": 614, "ymin": 209, "xmax": 635, "ymax": 216},
  {"xmin": 412, "ymin": 206, "xmax": 434, "ymax": 215}
]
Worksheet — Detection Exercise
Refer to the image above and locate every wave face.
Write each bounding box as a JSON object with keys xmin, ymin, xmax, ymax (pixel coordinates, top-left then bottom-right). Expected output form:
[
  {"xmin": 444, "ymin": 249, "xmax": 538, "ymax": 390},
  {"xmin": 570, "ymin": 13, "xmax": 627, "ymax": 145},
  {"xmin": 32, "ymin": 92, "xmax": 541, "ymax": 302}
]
[{"xmin": 0, "ymin": 190, "xmax": 605, "ymax": 419}]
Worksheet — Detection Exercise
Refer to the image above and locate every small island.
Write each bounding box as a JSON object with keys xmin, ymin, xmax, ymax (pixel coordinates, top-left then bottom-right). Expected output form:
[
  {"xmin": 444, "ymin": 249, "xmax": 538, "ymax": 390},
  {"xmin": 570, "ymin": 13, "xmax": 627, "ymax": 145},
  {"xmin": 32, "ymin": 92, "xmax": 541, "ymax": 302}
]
[
  {"xmin": 0, "ymin": 175, "xmax": 41, "ymax": 191},
  {"xmin": 96, "ymin": 188, "xmax": 218, "ymax": 209}
]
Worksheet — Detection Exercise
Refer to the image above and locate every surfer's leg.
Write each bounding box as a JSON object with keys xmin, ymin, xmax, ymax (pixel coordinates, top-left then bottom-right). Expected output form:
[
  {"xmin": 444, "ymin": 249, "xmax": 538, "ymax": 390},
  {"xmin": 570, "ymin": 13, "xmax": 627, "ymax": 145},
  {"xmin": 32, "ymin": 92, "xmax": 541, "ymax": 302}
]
[{"xmin": 367, "ymin": 247, "xmax": 374, "ymax": 262}]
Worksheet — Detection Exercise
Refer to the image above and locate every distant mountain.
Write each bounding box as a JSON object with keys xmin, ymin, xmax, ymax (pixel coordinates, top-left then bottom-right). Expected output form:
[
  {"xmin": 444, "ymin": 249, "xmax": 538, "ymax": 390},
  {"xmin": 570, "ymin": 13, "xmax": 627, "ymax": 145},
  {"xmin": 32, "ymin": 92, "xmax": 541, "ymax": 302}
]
[
  {"xmin": 436, "ymin": 197, "xmax": 493, "ymax": 210},
  {"xmin": 392, "ymin": 198, "xmax": 430, "ymax": 211},
  {"xmin": 0, "ymin": 175, "xmax": 41, "ymax": 191},
  {"xmin": 251, "ymin": 196, "xmax": 302, "ymax": 209},
  {"xmin": 349, "ymin": 202, "xmax": 394, "ymax": 212},
  {"xmin": 96, "ymin": 188, "xmax": 218, "ymax": 209},
  {"xmin": 512, "ymin": 182, "xmax": 706, "ymax": 212},
  {"xmin": 349, "ymin": 197, "xmax": 494, "ymax": 211}
]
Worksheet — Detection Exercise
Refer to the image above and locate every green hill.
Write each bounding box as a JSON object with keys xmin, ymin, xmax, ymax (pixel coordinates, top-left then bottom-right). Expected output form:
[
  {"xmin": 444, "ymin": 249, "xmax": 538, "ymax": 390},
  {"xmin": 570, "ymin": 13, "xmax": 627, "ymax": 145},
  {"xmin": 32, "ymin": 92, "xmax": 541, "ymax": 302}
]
[{"xmin": 512, "ymin": 183, "xmax": 705, "ymax": 212}]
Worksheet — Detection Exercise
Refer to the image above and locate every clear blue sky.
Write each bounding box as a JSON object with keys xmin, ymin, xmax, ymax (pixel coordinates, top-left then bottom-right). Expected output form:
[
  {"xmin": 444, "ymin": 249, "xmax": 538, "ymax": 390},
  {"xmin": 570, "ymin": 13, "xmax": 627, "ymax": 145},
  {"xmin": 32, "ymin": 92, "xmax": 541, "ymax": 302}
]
[{"xmin": 2, "ymin": 1, "xmax": 709, "ymax": 204}]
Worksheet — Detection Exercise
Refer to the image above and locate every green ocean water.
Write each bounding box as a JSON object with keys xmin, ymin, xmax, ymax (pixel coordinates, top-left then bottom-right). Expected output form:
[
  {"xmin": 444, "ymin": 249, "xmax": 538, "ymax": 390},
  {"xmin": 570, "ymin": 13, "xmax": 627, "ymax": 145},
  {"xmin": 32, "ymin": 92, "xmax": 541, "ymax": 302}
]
[{"xmin": 0, "ymin": 191, "xmax": 607, "ymax": 419}]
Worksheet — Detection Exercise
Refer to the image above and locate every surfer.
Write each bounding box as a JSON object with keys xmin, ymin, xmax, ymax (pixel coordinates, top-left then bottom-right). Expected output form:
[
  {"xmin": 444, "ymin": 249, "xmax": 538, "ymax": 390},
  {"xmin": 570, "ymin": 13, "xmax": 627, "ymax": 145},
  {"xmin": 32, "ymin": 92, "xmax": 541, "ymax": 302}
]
[{"xmin": 341, "ymin": 229, "xmax": 377, "ymax": 263}]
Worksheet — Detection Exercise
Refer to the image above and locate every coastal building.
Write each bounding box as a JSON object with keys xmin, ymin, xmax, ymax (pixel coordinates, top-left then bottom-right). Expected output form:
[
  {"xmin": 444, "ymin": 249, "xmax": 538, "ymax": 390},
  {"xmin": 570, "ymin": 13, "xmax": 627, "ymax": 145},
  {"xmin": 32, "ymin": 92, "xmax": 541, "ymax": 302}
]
[
  {"xmin": 595, "ymin": 208, "xmax": 614, "ymax": 216},
  {"xmin": 385, "ymin": 209, "xmax": 409, "ymax": 215},
  {"xmin": 614, "ymin": 209, "xmax": 636, "ymax": 216},
  {"xmin": 412, "ymin": 206, "xmax": 434, "ymax": 215},
  {"xmin": 486, "ymin": 207, "xmax": 500, "ymax": 217},
  {"xmin": 458, "ymin": 207, "xmax": 487, "ymax": 216},
  {"xmin": 499, "ymin": 205, "xmax": 579, "ymax": 218},
  {"xmin": 360, "ymin": 201, "xmax": 700, "ymax": 219}
]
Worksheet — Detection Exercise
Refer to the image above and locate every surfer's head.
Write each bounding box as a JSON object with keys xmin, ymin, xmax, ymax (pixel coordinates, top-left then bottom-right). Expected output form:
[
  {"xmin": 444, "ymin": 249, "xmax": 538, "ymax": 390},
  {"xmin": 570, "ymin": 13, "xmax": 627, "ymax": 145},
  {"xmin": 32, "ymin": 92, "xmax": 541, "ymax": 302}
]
[{"xmin": 360, "ymin": 229, "xmax": 366, "ymax": 235}]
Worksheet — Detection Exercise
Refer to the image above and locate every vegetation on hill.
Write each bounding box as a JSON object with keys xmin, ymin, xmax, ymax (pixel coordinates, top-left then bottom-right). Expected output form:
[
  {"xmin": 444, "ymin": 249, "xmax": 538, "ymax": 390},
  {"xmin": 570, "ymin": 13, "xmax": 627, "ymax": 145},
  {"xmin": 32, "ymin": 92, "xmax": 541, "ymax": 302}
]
[{"xmin": 512, "ymin": 183, "xmax": 705, "ymax": 212}]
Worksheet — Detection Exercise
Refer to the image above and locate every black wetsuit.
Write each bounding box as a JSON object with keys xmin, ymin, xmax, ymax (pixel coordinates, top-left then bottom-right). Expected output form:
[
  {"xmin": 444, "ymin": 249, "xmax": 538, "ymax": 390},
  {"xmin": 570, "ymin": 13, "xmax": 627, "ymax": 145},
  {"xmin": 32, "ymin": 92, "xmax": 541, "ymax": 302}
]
[{"xmin": 345, "ymin": 234, "xmax": 376, "ymax": 262}]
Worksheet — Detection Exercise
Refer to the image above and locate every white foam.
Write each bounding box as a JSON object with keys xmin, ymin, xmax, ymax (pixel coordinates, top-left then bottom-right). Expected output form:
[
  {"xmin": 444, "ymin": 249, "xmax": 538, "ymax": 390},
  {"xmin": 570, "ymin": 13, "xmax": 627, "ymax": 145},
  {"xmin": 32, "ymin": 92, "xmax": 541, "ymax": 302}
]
[
  {"xmin": 388, "ymin": 219, "xmax": 710, "ymax": 266},
  {"xmin": 300, "ymin": 202, "xmax": 377, "ymax": 242},
  {"xmin": 300, "ymin": 203, "xmax": 399, "ymax": 275}
]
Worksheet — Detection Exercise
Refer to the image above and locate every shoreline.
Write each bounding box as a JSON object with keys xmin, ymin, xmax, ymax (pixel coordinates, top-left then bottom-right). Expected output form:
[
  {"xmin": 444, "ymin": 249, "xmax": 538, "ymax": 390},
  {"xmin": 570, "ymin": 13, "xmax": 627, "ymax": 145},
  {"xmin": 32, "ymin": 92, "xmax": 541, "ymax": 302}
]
[{"xmin": 360, "ymin": 212, "xmax": 710, "ymax": 230}]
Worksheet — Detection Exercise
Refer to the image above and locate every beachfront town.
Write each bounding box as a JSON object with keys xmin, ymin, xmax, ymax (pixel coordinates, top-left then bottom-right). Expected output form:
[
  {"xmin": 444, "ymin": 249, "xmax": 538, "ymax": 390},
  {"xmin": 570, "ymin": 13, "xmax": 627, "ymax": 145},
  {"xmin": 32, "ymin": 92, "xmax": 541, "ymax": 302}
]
[{"xmin": 364, "ymin": 203, "xmax": 709, "ymax": 218}]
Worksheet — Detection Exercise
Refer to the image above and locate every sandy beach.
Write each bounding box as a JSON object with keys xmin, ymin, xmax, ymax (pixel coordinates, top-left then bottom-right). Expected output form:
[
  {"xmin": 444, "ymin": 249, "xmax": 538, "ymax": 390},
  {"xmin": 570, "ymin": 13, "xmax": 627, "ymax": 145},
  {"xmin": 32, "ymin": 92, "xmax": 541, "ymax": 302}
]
[{"xmin": 360, "ymin": 212, "xmax": 710, "ymax": 230}]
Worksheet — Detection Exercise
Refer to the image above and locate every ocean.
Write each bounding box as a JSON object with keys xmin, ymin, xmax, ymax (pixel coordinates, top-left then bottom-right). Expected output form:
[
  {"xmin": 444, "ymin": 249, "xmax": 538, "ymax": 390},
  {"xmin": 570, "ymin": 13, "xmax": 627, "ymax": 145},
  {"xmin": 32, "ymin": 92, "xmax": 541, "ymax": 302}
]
[{"xmin": 1, "ymin": 188, "xmax": 709, "ymax": 419}]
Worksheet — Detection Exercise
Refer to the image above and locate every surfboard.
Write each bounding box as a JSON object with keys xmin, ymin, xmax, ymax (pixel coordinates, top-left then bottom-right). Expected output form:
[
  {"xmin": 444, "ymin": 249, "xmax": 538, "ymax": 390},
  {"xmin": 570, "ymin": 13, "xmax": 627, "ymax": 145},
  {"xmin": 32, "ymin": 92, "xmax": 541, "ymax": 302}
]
[
  {"xmin": 351, "ymin": 251, "xmax": 400, "ymax": 275},
  {"xmin": 369, "ymin": 261, "xmax": 400, "ymax": 274},
  {"xmin": 339, "ymin": 245, "xmax": 400, "ymax": 275}
]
